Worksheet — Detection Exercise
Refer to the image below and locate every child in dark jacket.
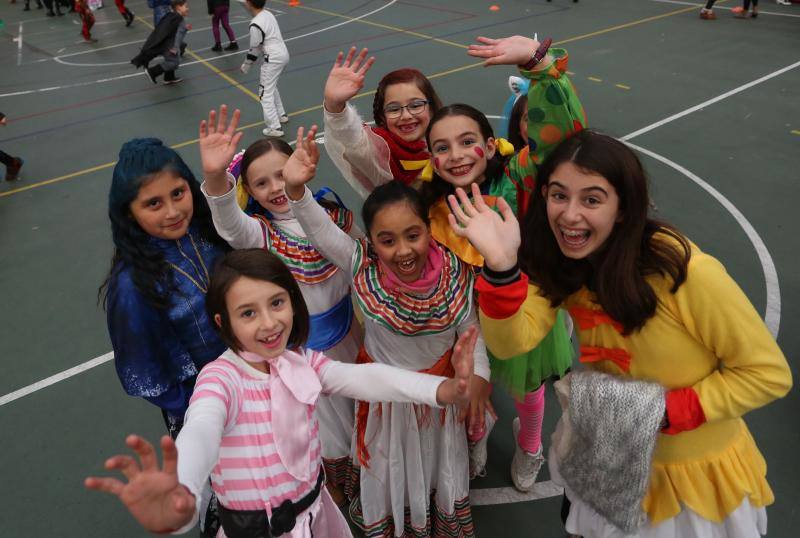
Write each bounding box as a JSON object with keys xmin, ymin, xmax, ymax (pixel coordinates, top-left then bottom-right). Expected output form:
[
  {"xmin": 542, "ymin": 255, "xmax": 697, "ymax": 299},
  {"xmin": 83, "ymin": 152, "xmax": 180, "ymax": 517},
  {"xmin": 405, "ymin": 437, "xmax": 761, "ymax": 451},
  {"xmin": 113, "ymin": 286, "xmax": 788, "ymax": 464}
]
[
  {"xmin": 0, "ymin": 112, "xmax": 24, "ymax": 182},
  {"xmin": 207, "ymin": 0, "xmax": 237, "ymax": 52},
  {"xmin": 131, "ymin": 0, "xmax": 191, "ymax": 85}
]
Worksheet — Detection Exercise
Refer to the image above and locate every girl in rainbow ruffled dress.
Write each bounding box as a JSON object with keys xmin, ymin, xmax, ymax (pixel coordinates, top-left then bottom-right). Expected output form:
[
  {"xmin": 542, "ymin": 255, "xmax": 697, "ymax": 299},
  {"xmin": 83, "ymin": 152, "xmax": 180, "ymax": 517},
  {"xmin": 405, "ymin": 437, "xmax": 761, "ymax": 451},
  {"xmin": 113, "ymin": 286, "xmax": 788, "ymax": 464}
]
[
  {"xmin": 197, "ymin": 105, "xmax": 363, "ymax": 504},
  {"xmin": 284, "ymin": 125, "xmax": 491, "ymax": 537}
]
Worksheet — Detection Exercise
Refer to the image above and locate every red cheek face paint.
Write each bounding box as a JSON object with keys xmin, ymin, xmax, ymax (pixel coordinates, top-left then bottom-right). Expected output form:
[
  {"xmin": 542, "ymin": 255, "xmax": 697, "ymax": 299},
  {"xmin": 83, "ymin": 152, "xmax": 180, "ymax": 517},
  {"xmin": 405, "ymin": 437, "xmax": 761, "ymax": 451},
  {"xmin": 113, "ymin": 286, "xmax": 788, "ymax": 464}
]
[
  {"xmin": 474, "ymin": 147, "xmax": 485, "ymax": 159},
  {"xmin": 434, "ymin": 157, "xmax": 440, "ymax": 169}
]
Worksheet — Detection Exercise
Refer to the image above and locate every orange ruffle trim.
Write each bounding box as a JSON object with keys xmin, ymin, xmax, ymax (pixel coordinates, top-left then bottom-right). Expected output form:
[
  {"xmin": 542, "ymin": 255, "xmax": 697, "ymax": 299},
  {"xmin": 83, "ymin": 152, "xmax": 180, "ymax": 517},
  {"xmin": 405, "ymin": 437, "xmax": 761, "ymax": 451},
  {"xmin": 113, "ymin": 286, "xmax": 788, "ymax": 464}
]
[{"xmin": 644, "ymin": 422, "xmax": 774, "ymax": 524}]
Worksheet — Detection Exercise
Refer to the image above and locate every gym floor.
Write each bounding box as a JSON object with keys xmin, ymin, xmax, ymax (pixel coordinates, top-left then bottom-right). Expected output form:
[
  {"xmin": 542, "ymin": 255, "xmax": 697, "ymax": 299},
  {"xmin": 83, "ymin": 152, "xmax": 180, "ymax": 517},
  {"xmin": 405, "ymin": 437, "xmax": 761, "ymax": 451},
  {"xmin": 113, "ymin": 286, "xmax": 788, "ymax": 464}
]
[{"xmin": 0, "ymin": 0, "xmax": 797, "ymax": 536}]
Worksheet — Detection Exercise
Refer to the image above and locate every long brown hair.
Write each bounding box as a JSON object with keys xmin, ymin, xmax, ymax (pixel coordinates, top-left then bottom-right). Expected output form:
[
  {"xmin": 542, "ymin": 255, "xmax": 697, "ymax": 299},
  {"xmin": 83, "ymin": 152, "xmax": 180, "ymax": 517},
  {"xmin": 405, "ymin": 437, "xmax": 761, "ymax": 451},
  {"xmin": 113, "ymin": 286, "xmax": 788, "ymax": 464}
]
[{"xmin": 520, "ymin": 130, "xmax": 690, "ymax": 334}]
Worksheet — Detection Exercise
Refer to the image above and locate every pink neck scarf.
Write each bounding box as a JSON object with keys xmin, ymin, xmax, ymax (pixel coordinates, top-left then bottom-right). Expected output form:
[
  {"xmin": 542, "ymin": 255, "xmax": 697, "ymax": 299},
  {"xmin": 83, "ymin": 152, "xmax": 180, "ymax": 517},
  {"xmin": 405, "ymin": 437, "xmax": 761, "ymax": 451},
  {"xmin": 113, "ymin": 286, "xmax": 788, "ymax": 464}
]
[
  {"xmin": 239, "ymin": 350, "xmax": 322, "ymax": 482},
  {"xmin": 379, "ymin": 240, "xmax": 445, "ymax": 294}
]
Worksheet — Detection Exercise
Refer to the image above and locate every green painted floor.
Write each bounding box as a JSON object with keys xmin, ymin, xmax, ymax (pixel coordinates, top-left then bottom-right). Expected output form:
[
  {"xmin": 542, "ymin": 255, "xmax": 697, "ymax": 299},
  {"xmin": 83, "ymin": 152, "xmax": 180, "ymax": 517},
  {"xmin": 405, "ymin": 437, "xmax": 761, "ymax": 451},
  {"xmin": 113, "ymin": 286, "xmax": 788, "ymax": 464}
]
[{"xmin": 1, "ymin": 0, "xmax": 798, "ymax": 536}]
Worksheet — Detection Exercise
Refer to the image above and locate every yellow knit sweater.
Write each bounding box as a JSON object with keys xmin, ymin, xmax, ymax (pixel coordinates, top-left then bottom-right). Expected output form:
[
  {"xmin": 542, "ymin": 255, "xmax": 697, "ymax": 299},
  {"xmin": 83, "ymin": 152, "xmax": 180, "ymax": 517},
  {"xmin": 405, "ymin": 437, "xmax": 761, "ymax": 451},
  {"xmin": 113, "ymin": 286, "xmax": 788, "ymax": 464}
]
[{"xmin": 479, "ymin": 244, "xmax": 792, "ymax": 524}]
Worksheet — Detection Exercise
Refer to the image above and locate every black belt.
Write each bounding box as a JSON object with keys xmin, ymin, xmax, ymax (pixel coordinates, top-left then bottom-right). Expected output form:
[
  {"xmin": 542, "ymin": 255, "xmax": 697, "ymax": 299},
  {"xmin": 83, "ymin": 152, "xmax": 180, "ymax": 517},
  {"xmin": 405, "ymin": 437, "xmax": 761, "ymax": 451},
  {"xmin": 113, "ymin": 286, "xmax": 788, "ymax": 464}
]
[{"xmin": 218, "ymin": 467, "xmax": 325, "ymax": 538}]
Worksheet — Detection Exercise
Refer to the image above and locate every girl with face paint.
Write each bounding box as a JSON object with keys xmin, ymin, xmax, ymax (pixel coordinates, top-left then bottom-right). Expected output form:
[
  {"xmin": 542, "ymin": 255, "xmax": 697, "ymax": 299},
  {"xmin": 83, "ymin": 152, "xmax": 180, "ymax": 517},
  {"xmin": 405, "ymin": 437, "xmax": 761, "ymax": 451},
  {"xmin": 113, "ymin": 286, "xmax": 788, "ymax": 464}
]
[{"xmin": 283, "ymin": 126, "xmax": 491, "ymax": 537}]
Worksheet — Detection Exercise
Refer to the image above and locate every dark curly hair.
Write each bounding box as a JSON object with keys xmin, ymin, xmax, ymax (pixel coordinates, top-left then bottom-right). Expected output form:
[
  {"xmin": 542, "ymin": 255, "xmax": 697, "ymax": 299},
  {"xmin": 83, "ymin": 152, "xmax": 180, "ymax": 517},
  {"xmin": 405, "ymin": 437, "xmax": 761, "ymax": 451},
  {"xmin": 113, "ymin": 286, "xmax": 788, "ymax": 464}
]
[{"xmin": 99, "ymin": 138, "xmax": 228, "ymax": 310}]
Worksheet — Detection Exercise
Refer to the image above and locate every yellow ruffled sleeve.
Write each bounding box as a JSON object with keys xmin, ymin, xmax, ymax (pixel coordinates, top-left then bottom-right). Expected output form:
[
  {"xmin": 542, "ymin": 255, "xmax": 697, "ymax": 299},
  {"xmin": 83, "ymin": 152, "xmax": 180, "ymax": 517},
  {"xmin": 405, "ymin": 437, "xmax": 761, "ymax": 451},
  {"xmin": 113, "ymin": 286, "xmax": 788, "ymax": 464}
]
[{"xmin": 674, "ymin": 252, "xmax": 792, "ymax": 422}]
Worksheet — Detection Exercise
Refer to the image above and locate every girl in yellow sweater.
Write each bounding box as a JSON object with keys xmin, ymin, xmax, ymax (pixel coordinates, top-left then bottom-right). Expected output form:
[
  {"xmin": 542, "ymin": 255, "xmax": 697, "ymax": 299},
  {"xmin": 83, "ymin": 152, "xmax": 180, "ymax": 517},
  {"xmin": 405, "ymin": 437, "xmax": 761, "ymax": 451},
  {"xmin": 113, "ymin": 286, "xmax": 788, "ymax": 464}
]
[{"xmin": 445, "ymin": 129, "xmax": 791, "ymax": 537}]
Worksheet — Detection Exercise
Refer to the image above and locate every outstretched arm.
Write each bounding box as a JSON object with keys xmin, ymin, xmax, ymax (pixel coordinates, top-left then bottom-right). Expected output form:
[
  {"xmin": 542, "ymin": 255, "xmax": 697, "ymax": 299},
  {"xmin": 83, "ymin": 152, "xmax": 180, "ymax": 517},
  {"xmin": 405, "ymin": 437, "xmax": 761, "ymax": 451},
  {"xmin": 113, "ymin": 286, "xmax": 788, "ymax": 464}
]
[
  {"xmin": 85, "ymin": 435, "xmax": 196, "ymax": 534},
  {"xmin": 199, "ymin": 105, "xmax": 244, "ymax": 197},
  {"xmin": 467, "ymin": 35, "xmax": 553, "ymax": 70},
  {"xmin": 286, "ymin": 126, "xmax": 358, "ymax": 271},
  {"xmin": 323, "ymin": 47, "xmax": 376, "ymax": 113}
]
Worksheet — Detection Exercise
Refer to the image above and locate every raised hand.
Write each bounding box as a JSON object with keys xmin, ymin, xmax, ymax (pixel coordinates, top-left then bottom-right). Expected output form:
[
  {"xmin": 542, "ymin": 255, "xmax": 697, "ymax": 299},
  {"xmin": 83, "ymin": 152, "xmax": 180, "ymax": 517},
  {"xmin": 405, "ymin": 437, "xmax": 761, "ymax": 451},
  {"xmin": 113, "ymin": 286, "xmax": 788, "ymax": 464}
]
[
  {"xmin": 283, "ymin": 125, "xmax": 320, "ymax": 201},
  {"xmin": 447, "ymin": 183, "xmax": 521, "ymax": 272},
  {"xmin": 323, "ymin": 47, "xmax": 376, "ymax": 113},
  {"xmin": 467, "ymin": 35, "xmax": 540, "ymax": 67},
  {"xmin": 199, "ymin": 105, "xmax": 244, "ymax": 194},
  {"xmin": 85, "ymin": 435, "xmax": 196, "ymax": 533},
  {"xmin": 436, "ymin": 326, "xmax": 477, "ymax": 408}
]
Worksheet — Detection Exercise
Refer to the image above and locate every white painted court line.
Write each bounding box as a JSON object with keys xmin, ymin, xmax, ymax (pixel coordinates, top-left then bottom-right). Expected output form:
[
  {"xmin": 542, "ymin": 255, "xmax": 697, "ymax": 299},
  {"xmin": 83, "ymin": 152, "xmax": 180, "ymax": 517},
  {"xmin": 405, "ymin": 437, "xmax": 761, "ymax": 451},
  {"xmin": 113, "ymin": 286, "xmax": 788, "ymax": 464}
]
[
  {"xmin": 0, "ymin": 352, "xmax": 114, "ymax": 407},
  {"xmin": 1, "ymin": 0, "xmax": 398, "ymax": 98},
  {"xmin": 16, "ymin": 22, "xmax": 23, "ymax": 66},
  {"xmin": 470, "ymin": 480, "xmax": 563, "ymax": 506},
  {"xmin": 624, "ymin": 142, "xmax": 782, "ymax": 338},
  {"xmin": 651, "ymin": 0, "xmax": 800, "ymax": 18},
  {"xmin": 621, "ymin": 59, "xmax": 800, "ymax": 141}
]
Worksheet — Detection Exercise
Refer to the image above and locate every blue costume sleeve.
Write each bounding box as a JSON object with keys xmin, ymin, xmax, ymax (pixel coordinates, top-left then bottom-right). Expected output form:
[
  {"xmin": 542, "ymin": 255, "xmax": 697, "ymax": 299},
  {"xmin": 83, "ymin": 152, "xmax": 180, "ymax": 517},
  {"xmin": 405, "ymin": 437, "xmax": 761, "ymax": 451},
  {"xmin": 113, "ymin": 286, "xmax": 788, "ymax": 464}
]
[{"xmin": 106, "ymin": 267, "xmax": 201, "ymax": 416}]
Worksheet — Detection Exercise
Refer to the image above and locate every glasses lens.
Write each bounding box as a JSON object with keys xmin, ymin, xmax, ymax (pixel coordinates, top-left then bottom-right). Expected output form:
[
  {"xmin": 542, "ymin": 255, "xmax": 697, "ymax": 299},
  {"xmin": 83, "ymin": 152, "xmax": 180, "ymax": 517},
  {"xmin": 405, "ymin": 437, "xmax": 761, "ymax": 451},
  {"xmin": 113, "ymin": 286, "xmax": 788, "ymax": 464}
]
[
  {"xmin": 384, "ymin": 105, "xmax": 402, "ymax": 118},
  {"xmin": 408, "ymin": 100, "xmax": 428, "ymax": 115}
]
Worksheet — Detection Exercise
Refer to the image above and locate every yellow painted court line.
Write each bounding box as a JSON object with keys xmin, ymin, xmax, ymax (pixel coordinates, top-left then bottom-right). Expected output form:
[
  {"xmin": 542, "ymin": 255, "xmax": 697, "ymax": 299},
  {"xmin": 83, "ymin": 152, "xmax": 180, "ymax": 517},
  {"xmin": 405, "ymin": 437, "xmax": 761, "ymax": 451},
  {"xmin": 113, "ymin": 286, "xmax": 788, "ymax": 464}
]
[
  {"xmin": 616, "ymin": 83, "xmax": 631, "ymax": 90},
  {"xmin": 791, "ymin": 130, "xmax": 800, "ymax": 136},
  {"xmin": 588, "ymin": 76, "xmax": 603, "ymax": 83},
  {"xmin": 0, "ymin": 4, "xmax": 699, "ymax": 199},
  {"xmin": 274, "ymin": 0, "xmax": 469, "ymax": 50}
]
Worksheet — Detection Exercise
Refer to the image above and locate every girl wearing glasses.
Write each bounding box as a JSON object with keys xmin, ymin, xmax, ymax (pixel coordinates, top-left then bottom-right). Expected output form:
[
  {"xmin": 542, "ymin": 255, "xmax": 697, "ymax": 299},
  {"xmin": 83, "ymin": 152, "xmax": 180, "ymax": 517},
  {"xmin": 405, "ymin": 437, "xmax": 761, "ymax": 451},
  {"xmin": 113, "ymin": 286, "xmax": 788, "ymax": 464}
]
[{"xmin": 322, "ymin": 47, "xmax": 443, "ymax": 197}]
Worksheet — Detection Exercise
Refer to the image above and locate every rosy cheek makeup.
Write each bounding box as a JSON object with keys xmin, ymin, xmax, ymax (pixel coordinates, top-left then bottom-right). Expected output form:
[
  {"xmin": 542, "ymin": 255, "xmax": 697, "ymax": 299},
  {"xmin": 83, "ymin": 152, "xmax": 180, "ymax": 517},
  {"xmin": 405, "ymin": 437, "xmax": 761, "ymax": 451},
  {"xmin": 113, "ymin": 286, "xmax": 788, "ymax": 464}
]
[
  {"xmin": 433, "ymin": 157, "xmax": 440, "ymax": 168},
  {"xmin": 474, "ymin": 147, "xmax": 485, "ymax": 158}
]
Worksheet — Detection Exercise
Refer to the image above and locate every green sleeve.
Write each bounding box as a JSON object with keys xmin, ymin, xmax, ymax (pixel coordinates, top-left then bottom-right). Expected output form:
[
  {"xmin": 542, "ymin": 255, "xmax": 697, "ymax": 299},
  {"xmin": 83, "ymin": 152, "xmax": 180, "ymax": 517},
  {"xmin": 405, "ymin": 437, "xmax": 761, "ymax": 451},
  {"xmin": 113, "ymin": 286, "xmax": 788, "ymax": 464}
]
[{"xmin": 521, "ymin": 48, "xmax": 588, "ymax": 171}]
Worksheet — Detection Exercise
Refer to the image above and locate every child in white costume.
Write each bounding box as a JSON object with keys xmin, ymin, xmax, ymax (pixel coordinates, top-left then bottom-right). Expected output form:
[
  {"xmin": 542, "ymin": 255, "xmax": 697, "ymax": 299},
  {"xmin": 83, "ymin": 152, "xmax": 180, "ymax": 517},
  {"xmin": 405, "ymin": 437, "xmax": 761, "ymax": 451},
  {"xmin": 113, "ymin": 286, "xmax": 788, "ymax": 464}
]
[
  {"xmin": 198, "ymin": 105, "xmax": 362, "ymax": 502},
  {"xmin": 241, "ymin": 0, "xmax": 289, "ymax": 137}
]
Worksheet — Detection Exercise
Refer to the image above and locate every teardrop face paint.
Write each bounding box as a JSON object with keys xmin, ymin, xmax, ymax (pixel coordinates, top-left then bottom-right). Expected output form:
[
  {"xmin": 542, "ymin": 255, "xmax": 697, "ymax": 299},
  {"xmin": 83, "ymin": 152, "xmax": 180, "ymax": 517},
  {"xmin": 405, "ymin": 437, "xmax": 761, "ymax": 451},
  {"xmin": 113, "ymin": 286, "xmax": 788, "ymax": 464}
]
[{"xmin": 428, "ymin": 115, "xmax": 496, "ymax": 189}]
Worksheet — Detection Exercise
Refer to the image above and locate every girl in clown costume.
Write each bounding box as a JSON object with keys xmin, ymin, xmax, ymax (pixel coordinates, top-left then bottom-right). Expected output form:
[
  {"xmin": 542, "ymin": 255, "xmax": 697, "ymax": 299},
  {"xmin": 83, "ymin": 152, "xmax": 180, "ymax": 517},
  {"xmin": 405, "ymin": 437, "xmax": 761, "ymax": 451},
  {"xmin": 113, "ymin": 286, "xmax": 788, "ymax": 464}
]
[
  {"xmin": 415, "ymin": 34, "xmax": 586, "ymax": 489},
  {"xmin": 197, "ymin": 105, "xmax": 363, "ymax": 505}
]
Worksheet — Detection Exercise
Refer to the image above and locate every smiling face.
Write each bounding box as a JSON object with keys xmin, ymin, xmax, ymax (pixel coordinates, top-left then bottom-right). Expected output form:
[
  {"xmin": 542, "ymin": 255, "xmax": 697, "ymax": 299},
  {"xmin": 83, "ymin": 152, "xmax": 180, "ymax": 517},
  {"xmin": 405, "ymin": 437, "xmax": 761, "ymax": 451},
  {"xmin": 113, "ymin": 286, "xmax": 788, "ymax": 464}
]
[
  {"xmin": 129, "ymin": 171, "xmax": 193, "ymax": 240},
  {"xmin": 221, "ymin": 276, "xmax": 294, "ymax": 366},
  {"xmin": 369, "ymin": 201, "xmax": 431, "ymax": 282},
  {"xmin": 545, "ymin": 161, "xmax": 621, "ymax": 259},
  {"xmin": 382, "ymin": 82, "xmax": 432, "ymax": 143},
  {"xmin": 428, "ymin": 114, "xmax": 496, "ymax": 188},
  {"xmin": 244, "ymin": 150, "xmax": 290, "ymax": 214}
]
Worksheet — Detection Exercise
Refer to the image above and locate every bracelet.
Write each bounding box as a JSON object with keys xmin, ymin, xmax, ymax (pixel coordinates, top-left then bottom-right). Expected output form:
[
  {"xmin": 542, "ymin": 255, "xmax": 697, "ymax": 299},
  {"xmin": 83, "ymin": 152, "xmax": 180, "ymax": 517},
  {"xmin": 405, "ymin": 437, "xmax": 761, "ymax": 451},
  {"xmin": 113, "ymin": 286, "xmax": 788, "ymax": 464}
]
[{"xmin": 520, "ymin": 37, "xmax": 552, "ymax": 71}]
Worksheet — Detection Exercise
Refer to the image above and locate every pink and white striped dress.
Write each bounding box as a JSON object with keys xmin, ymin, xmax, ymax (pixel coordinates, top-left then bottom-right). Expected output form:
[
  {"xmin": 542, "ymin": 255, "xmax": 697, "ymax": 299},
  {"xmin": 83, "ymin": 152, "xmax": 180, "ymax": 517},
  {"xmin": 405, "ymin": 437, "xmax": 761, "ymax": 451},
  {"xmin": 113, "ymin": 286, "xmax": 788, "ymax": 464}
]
[{"xmin": 174, "ymin": 348, "xmax": 444, "ymax": 537}]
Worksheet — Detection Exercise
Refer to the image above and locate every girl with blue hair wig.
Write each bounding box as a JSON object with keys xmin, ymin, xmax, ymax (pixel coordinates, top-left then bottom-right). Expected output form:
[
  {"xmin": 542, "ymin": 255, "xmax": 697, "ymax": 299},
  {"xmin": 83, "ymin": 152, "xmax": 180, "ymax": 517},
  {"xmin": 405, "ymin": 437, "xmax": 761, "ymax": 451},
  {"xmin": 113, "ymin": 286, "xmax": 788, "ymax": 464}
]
[{"xmin": 100, "ymin": 137, "xmax": 229, "ymax": 441}]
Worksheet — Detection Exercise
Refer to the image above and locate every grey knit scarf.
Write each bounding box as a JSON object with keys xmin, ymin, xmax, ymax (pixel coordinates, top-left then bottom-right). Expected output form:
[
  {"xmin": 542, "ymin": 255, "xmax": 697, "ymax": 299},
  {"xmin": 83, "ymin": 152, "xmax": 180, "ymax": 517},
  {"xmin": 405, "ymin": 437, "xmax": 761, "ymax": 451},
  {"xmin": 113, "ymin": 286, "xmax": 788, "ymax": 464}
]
[{"xmin": 558, "ymin": 371, "xmax": 665, "ymax": 534}]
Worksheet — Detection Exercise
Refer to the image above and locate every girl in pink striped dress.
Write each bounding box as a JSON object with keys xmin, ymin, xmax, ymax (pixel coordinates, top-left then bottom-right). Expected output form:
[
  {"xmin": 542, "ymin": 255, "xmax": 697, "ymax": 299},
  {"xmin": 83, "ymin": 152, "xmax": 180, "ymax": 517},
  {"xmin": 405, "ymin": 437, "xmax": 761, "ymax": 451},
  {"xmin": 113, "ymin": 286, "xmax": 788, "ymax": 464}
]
[{"xmin": 86, "ymin": 248, "xmax": 478, "ymax": 538}]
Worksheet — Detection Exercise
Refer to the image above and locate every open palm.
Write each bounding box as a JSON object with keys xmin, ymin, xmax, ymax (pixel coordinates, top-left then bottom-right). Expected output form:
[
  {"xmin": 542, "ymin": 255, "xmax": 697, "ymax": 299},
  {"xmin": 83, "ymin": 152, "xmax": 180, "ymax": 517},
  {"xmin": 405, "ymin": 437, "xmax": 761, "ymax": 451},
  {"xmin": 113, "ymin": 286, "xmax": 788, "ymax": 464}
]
[
  {"xmin": 467, "ymin": 35, "xmax": 539, "ymax": 66},
  {"xmin": 283, "ymin": 126, "xmax": 320, "ymax": 199},
  {"xmin": 324, "ymin": 47, "xmax": 376, "ymax": 112},
  {"xmin": 85, "ymin": 435, "xmax": 196, "ymax": 533},
  {"xmin": 447, "ymin": 183, "xmax": 521, "ymax": 271},
  {"xmin": 199, "ymin": 104, "xmax": 244, "ymax": 178}
]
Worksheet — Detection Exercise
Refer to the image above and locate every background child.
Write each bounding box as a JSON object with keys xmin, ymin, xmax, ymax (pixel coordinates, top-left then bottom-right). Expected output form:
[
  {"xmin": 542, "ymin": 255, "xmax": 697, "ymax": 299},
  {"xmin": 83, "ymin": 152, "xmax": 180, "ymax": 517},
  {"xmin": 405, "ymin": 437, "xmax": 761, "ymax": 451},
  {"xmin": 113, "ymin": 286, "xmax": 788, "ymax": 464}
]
[
  {"xmin": 240, "ymin": 0, "xmax": 289, "ymax": 137},
  {"xmin": 733, "ymin": 0, "xmax": 759, "ymax": 17},
  {"xmin": 114, "ymin": 0, "xmax": 135, "ymax": 27},
  {"xmin": 74, "ymin": 0, "xmax": 96, "ymax": 44},
  {"xmin": 0, "ymin": 112, "xmax": 24, "ymax": 181},
  {"xmin": 131, "ymin": 0, "xmax": 190, "ymax": 85},
  {"xmin": 449, "ymin": 130, "xmax": 792, "ymax": 536},
  {"xmin": 86, "ymin": 248, "xmax": 477, "ymax": 537},
  {"xmin": 197, "ymin": 105, "xmax": 364, "ymax": 504},
  {"xmin": 285, "ymin": 126, "xmax": 491, "ymax": 536},
  {"xmin": 323, "ymin": 47, "xmax": 443, "ymax": 197},
  {"xmin": 148, "ymin": 0, "xmax": 171, "ymax": 25},
  {"xmin": 207, "ymin": 0, "xmax": 237, "ymax": 51}
]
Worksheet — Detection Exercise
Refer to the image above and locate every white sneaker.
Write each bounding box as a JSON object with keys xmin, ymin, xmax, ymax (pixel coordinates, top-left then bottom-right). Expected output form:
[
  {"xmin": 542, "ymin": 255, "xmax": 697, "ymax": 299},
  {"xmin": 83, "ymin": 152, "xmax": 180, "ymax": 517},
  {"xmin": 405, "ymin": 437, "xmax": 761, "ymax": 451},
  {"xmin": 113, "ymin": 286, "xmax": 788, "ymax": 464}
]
[
  {"xmin": 468, "ymin": 412, "xmax": 496, "ymax": 480},
  {"xmin": 510, "ymin": 417, "xmax": 545, "ymax": 492},
  {"xmin": 776, "ymin": 0, "xmax": 791, "ymax": 5},
  {"xmin": 262, "ymin": 127, "xmax": 285, "ymax": 137},
  {"xmin": 279, "ymin": 114, "xmax": 289, "ymax": 124}
]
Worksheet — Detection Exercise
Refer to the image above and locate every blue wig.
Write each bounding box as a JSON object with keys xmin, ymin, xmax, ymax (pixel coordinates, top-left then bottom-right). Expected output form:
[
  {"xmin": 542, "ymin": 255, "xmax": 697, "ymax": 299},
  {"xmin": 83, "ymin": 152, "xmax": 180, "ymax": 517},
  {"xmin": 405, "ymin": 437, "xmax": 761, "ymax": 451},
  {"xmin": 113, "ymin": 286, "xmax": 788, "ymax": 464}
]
[{"xmin": 103, "ymin": 138, "xmax": 225, "ymax": 309}]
